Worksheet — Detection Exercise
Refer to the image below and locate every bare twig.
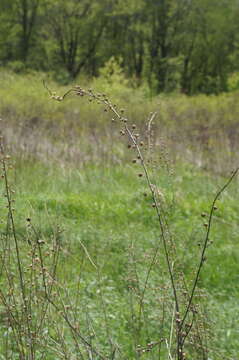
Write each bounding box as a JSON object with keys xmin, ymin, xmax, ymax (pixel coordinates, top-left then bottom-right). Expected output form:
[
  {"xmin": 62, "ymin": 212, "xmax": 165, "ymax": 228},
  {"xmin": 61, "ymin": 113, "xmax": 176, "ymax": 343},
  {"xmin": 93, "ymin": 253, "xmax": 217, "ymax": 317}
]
[{"xmin": 181, "ymin": 168, "xmax": 239, "ymax": 330}]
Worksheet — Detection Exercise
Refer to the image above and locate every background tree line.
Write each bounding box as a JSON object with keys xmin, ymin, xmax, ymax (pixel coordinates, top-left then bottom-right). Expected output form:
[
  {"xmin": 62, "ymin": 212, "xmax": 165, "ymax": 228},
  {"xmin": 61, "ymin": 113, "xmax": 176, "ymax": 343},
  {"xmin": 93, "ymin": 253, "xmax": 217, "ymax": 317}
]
[{"xmin": 0, "ymin": 0, "xmax": 239, "ymax": 94}]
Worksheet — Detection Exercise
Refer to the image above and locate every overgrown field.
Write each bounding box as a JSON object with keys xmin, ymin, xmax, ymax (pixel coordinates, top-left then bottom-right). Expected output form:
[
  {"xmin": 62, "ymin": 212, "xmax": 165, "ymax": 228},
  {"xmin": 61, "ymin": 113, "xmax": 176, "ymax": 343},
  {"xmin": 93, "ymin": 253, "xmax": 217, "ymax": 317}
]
[
  {"xmin": 0, "ymin": 71, "xmax": 238, "ymax": 359},
  {"xmin": 0, "ymin": 70, "xmax": 239, "ymax": 170},
  {"xmin": 0, "ymin": 161, "xmax": 238, "ymax": 359}
]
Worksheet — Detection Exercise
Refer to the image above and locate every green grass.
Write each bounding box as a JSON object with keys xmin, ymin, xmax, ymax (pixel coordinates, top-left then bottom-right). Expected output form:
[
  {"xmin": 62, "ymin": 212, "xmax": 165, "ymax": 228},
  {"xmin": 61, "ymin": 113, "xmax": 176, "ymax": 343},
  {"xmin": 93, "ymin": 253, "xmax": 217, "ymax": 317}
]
[
  {"xmin": 0, "ymin": 69, "xmax": 239, "ymax": 358},
  {"xmin": 1, "ymin": 159, "xmax": 238, "ymax": 358}
]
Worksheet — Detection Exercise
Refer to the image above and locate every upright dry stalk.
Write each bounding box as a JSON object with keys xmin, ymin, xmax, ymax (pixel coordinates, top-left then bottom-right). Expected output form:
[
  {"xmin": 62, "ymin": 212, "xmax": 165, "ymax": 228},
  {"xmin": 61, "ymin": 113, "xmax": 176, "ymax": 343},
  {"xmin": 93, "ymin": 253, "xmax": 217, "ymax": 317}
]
[
  {"xmin": 0, "ymin": 139, "xmax": 36, "ymax": 359},
  {"xmin": 45, "ymin": 83, "xmax": 238, "ymax": 359}
]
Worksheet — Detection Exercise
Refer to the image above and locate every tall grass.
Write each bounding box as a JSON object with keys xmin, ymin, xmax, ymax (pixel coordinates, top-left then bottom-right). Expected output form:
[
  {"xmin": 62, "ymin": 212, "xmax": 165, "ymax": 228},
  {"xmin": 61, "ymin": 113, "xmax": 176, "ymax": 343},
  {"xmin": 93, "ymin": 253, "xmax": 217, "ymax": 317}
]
[
  {"xmin": 0, "ymin": 75, "xmax": 238, "ymax": 359},
  {"xmin": 0, "ymin": 70, "xmax": 239, "ymax": 171}
]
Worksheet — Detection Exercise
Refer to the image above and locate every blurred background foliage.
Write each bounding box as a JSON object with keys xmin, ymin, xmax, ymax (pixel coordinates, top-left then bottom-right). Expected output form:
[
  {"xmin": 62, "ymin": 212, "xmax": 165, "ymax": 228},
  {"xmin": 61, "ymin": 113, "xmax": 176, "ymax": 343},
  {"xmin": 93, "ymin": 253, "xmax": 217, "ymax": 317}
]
[{"xmin": 1, "ymin": 0, "xmax": 239, "ymax": 94}]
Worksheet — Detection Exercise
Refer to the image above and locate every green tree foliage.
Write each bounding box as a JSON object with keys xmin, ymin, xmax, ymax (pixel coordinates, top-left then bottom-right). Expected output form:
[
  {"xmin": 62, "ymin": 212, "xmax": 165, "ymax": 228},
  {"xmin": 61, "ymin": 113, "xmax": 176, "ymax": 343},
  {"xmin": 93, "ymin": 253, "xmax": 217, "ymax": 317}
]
[
  {"xmin": 0, "ymin": 0, "xmax": 41, "ymax": 65},
  {"xmin": 0, "ymin": 0, "xmax": 238, "ymax": 94},
  {"xmin": 44, "ymin": 0, "xmax": 112, "ymax": 79}
]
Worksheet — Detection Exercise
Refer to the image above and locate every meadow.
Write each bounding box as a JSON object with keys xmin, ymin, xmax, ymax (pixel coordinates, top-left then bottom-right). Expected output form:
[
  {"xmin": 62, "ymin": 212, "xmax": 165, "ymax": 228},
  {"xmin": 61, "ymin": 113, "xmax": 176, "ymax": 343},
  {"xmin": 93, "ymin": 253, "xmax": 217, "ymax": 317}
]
[{"xmin": 0, "ymin": 70, "xmax": 238, "ymax": 359}]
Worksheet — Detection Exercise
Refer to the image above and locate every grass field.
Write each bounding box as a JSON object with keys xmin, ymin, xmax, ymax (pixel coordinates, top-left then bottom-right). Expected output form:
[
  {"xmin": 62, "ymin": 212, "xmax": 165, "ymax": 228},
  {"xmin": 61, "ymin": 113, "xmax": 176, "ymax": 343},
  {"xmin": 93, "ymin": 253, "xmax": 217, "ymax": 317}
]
[
  {"xmin": 0, "ymin": 159, "xmax": 238, "ymax": 359},
  {"xmin": 0, "ymin": 69, "xmax": 239, "ymax": 171},
  {"xmin": 0, "ymin": 70, "xmax": 239, "ymax": 359}
]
